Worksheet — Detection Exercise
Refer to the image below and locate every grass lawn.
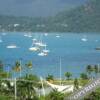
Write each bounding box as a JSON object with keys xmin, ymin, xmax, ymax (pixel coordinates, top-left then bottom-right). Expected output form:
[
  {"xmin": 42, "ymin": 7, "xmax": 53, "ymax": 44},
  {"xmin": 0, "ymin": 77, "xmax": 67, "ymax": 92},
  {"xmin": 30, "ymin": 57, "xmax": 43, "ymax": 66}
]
[{"xmin": 0, "ymin": 95, "xmax": 14, "ymax": 100}]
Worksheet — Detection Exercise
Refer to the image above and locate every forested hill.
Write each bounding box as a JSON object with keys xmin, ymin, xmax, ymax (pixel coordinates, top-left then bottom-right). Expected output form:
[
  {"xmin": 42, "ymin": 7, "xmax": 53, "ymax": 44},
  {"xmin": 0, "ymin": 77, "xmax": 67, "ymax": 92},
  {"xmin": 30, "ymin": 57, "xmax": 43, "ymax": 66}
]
[
  {"xmin": 46, "ymin": 0, "xmax": 100, "ymax": 32},
  {"xmin": 0, "ymin": 0, "xmax": 100, "ymax": 33}
]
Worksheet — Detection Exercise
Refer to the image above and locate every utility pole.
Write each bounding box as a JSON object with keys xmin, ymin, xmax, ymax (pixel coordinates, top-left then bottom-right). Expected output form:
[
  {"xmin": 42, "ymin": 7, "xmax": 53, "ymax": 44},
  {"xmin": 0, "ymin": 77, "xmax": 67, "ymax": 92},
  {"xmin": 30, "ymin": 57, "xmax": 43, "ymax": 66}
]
[{"xmin": 14, "ymin": 78, "xmax": 17, "ymax": 100}]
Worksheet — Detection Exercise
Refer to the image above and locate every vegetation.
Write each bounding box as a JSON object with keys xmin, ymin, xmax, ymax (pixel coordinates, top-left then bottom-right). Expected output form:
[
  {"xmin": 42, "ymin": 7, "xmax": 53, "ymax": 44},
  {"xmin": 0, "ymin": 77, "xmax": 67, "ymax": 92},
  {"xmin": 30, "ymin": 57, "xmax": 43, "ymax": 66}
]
[
  {"xmin": 0, "ymin": 60, "xmax": 100, "ymax": 99},
  {"xmin": 64, "ymin": 72, "xmax": 72, "ymax": 80},
  {"xmin": 80, "ymin": 73, "xmax": 88, "ymax": 80},
  {"xmin": 0, "ymin": 0, "xmax": 99, "ymax": 33},
  {"xmin": 74, "ymin": 78, "xmax": 79, "ymax": 90},
  {"xmin": 84, "ymin": 88, "xmax": 100, "ymax": 100},
  {"xmin": 46, "ymin": 74, "xmax": 54, "ymax": 82},
  {"xmin": 45, "ymin": 89, "xmax": 64, "ymax": 100}
]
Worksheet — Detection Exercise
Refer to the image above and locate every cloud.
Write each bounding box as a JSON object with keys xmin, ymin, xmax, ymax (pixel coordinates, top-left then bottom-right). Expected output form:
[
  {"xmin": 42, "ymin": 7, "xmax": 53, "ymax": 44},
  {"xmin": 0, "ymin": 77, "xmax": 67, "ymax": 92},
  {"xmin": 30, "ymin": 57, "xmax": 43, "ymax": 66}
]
[{"xmin": 0, "ymin": 0, "xmax": 87, "ymax": 17}]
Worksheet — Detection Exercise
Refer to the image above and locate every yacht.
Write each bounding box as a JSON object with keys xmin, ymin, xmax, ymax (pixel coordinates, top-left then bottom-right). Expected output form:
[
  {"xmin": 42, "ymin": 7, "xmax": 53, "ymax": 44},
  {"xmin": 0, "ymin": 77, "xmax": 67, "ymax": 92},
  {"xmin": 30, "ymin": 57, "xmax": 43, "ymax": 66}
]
[
  {"xmin": 43, "ymin": 45, "xmax": 50, "ymax": 53},
  {"xmin": 38, "ymin": 52, "xmax": 47, "ymax": 56},
  {"xmin": 27, "ymin": 33, "xmax": 32, "ymax": 38},
  {"xmin": 81, "ymin": 35, "xmax": 88, "ymax": 42},
  {"xmin": 34, "ymin": 40, "xmax": 47, "ymax": 47},
  {"xmin": 81, "ymin": 38, "xmax": 87, "ymax": 42},
  {"xmin": 39, "ymin": 43, "xmax": 47, "ymax": 47},
  {"xmin": 29, "ymin": 46, "xmax": 39, "ymax": 51},
  {"xmin": 6, "ymin": 44, "xmax": 18, "ymax": 49},
  {"xmin": 56, "ymin": 34, "xmax": 60, "ymax": 38},
  {"xmin": 32, "ymin": 38, "xmax": 37, "ymax": 41},
  {"xmin": 29, "ymin": 40, "xmax": 39, "ymax": 51},
  {"xmin": 24, "ymin": 33, "xmax": 28, "ymax": 37},
  {"xmin": 44, "ymin": 33, "xmax": 48, "ymax": 36}
]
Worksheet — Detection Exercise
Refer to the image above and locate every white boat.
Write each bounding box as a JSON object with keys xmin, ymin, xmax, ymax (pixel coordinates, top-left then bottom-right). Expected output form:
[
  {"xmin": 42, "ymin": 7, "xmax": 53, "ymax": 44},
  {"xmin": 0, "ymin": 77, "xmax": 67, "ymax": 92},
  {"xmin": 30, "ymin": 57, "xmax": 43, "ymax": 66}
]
[
  {"xmin": 56, "ymin": 35, "xmax": 60, "ymax": 38},
  {"xmin": 29, "ymin": 40, "xmax": 39, "ymax": 51},
  {"xmin": 32, "ymin": 38, "xmax": 37, "ymax": 41},
  {"xmin": 39, "ymin": 43, "xmax": 47, "ymax": 47},
  {"xmin": 44, "ymin": 33, "xmax": 48, "ymax": 36},
  {"xmin": 29, "ymin": 46, "xmax": 39, "ymax": 51},
  {"xmin": 38, "ymin": 52, "xmax": 47, "ymax": 56},
  {"xmin": 24, "ymin": 34, "xmax": 28, "ymax": 37},
  {"xmin": 34, "ymin": 41, "xmax": 47, "ymax": 47},
  {"xmin": 35, "ymin": 34, "xmax": 47, "ymax": 47},
  {"xmin": 81, "ymin": 35, "xmax": 88, "ymax": 42},
  {"xmin": 27, "ymin": 33, "xmax": 32, "ymax": 38},
  {"xmin": 6, "ymin": 44, "xmax": 18, "ymax": 49},
  {"xmin": 43, "ymin": 49, "xmax": 50, "ymax": 53},
  {"xmin": 28, "ymin": 35, "xmax": 32, "ymax": 38},
  {"xmin": 81, "ymin": 38, "xmax": 87, "ymax": 42},
  {"xmin": 43, "ymin": 45, "xmax": 50, "ymax": 53}
]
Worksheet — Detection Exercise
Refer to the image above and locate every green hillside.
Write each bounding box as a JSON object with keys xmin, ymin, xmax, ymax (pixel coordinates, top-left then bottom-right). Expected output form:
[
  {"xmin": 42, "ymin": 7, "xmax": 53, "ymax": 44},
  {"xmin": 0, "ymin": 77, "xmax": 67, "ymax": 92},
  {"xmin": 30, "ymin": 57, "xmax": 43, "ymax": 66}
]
[
  {"xmin": 0, "ymin": 0, "xmax": 100, "ymax": 33},
  {"xmin": 46, "ymin": 0, "xmax": 100, "ymax": 32}
]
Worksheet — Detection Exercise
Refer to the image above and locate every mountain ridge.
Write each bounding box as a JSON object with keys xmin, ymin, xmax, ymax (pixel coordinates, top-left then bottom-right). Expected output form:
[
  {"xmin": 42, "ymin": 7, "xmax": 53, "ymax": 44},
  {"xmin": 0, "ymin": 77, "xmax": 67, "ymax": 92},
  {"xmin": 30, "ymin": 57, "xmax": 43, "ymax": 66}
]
[{"xmin": 0, "ymin": 0, "xmax": 99, "ymax": 33}]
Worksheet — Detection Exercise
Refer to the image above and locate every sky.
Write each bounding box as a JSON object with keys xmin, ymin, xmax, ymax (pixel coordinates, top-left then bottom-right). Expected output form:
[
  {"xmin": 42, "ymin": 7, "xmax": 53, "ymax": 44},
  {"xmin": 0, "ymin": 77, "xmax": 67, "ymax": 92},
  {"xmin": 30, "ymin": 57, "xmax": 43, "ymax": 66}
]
[{"xmin": 0, "ymin": 0, "xmax": 88, "ymax": 17}]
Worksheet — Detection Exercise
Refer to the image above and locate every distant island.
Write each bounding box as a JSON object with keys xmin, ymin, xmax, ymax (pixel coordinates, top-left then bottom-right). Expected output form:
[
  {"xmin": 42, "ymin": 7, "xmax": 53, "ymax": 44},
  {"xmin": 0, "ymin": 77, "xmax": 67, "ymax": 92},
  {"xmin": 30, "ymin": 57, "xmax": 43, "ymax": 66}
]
[{"xmin": 0, "ymin": 0, "xmax": 99, "ymax": 33}]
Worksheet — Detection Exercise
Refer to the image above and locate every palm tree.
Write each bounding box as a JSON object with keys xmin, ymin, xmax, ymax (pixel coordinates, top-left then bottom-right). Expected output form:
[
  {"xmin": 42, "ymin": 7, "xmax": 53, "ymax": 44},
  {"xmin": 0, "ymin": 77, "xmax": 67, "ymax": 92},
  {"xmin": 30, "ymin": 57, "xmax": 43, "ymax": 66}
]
[
  {"xmin": 80, "ymin": 73, "xmax": 88, "ymax": 80},
  {"xmin": 0, "ymin": 60, "xmax": 3, "ymax": 72},
  {"xmin": 17, "ymin": 80, "xmax": 39, "ymax": 100},
  {"xmin": 65, "ymin": 72, "xmax": 72, "ymax": 80},
  {"xmin": 86, "ymin": 65, "xmax": 93, "ymax": 79},
  {"xmin": 25, "ymin": 61, "xmax": 33, "ymax": 69},
  {"xmin": 25, "ymin": 61, "xmax": 33, "ymax": 78},
  {"xmin": 13, "ymin": 61, "xmax": 21, "ymax": 72},
  {"xmin": 94, "ymin": 65, "xmax": 99, "ymax": 78},
  {"xmin": 46, "ymin": 74, "xmax": 54, "ymax": 82},
  {"xmin": 17, "ymin": 74, "xmax": 39, "ymax": 100},
  {"xmin": 46, "ymin": 89, "xmax": 64, "ymax": 100},
  {"xmin": 74, "ymin": 78, "xmax": 79, "ymax": 90}
]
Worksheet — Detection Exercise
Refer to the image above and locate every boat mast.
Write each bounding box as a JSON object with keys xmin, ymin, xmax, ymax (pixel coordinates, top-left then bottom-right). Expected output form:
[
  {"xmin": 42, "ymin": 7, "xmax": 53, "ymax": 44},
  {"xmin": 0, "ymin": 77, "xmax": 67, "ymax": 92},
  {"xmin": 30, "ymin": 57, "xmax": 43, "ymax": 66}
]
[{"xmin": 60, "ymin": 57, "xmax": 62, "ymax": 85}]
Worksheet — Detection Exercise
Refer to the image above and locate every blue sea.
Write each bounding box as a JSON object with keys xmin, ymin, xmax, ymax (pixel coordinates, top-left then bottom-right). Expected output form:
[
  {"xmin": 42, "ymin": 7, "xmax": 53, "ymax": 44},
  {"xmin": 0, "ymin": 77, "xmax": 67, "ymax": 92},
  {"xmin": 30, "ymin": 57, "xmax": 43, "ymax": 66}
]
[{"xmin": 0, "ymin": 32, "xmax": 100, "ymax": 78}]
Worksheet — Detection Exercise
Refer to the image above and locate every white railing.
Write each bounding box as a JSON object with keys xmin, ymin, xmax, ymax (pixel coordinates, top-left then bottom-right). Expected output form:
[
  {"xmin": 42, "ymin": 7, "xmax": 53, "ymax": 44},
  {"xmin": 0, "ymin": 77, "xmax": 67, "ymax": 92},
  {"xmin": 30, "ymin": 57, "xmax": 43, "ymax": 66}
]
[{"xmin": 65, "ymin": 78, "xmax": 100, "ymax": 100}]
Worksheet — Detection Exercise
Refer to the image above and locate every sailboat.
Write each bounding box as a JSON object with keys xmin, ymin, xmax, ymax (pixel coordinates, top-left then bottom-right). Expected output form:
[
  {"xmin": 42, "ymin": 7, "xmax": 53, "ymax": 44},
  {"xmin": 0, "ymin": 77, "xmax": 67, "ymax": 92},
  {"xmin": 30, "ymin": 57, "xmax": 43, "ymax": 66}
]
[
  {"xmin": 38, "ymin": 51, "xmax": 47, "ymax": 56},
  {"xmin": 24, "ymin": 33, "xmax": 28, "ymax": 37},
  {"xmin": 56, "ymin": 34, "xmax": 60, "ymax": 38},
  {"xmin": 32, "ymin": 38, "xmax": 37, "ymax": 41},
  {"xmin": 43, "ymin": 45, "xmax": 50, "ymax": 53},
  {"xmin": 29, "ymin": 46, "xmax": 39, "ymax": 51},
  {"xmin": 38, "ymin": 44, "xmax": 49, "ymax": 56},
  {"xmin": 81, "ymin": 38, "xmax": 87, "ymax": 42},
  {"xmin": 44, "ymin": 33, "xmax": 48, "ymax": 36},
  {"xmin": 29, "ymin": 40, "xmax": 39, "ymax": 51},
  {"xmin": 32, "ymin": 33, "xmax": 38, "ymax": 41},
  {"xmin": 34, "ymin": 34, "xmax": 46, "ymax": 47},
  {"xmin": 39, "ymin": 43, "xmax": 47, "ymax": 47},
  {"xmin": 81, "ymin": 35, "xmax": 88, "ymax": 42},
  {"xmin": 27, "ymin": 33, "xmax": 32, "ymax": 38}
]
